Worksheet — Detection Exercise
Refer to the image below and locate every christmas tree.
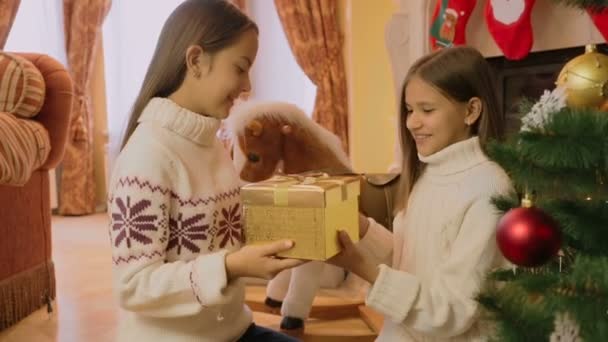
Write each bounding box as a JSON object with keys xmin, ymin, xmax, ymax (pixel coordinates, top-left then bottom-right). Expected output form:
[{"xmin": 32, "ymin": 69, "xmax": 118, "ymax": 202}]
[{"xmin": 477, "ymin": 45, "xmax": 608, "ymax": 341}]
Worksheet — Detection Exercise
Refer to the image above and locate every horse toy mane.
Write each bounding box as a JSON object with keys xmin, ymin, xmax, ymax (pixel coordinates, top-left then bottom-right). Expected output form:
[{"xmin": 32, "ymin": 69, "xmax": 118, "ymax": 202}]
[{"xmin": 225, "ymin": 101, "xmax": 352, "ymax": 182}]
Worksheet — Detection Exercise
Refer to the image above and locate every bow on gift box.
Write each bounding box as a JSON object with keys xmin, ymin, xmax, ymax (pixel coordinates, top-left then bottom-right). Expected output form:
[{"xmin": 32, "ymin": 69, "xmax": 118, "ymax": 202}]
[{"xmin": 241, "ymin": 172, "xmax": 360, "ymax": 208}]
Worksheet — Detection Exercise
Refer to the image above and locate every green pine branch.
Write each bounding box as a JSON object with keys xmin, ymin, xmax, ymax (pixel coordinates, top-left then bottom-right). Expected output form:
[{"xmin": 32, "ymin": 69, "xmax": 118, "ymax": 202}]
[
  {"xmin": 490, "ymin": 194, "xmax": 519, "ymax": 215},
  {"xmin": 487, "ymin": 109, "xmax": 608, "ymax": 199},
  {"xmin": 477, "ymin": 283, "xmax": 554, "ymax": 341},
  {"xmin": 487, "ymin": 139, "xmax": 603, "ymax": 199},
  {"xmin": 555, "ymin": 256, "xmax": 608, "ymax": 339},
  {"xmin": 479, "ymin": 256, "xmax": 608, "ymax": 341},
  {"xmin": 543, "ymin": 200, "xmax": 608, "ymax": 257},
  {"xmin": 488, "ymin": 255, "xmax": 608, "ymax": 294},
  {"xmin": 517, "ymin": 132, "xmax": 603, "ymax": 170},
  {"xmin": 545, "ymin": 108, "xmax": 608, "ymax": 140},
  {"xmin": 566, "ymin": 255, "xmax": 608, "ymax": 295}
]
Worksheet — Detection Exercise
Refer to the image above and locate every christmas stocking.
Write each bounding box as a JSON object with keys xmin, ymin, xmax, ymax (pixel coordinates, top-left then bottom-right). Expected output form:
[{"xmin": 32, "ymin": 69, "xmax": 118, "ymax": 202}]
[
  {"xmin": 430, "ymin": 0, "xmax": 477, "ymax": 49},
  {"xmin": 587, "ymin": 7, "xmax": 608, "ymax": 42},
  {"xmin": 485, "ymin": 0, "xmax": 536, "ymax": 60}
]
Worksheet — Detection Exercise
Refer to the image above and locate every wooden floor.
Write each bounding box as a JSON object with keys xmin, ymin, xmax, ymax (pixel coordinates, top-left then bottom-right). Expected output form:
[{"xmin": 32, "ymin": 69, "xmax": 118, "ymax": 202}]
[
  {"xmin": 0, "ymin": 214, "xmax": 119, "ymax": 342},
  {"xmin": 0, "ymin": 214, "xmax": 382, "ymax": 342}
]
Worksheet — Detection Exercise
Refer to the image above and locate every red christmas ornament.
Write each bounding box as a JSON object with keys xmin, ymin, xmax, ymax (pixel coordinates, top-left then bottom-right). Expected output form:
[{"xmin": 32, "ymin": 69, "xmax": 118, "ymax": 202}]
[{"xmin": 496, "ymin": 196, "xmax": 561, "ymax": 267}]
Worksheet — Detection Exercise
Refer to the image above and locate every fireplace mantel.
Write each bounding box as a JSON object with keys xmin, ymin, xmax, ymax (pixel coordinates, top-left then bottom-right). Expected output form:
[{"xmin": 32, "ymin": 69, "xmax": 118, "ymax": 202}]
[
  {"xmin": 386, "ymin": 0, "xmax": 605, "ymax": 96},
  {"xmin": 385, "ymin": 0, "xmax": 606, "ymax": 169}
]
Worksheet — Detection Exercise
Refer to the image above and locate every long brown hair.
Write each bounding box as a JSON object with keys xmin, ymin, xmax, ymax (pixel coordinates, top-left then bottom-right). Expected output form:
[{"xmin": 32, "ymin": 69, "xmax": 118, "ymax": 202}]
[
  {"xmin": 120, "ymin": 0, "xmax": 257, "ymax": 149},
  {"xmin": 395, "ymin": 46, "xmax": 504, "ymax": 211}
]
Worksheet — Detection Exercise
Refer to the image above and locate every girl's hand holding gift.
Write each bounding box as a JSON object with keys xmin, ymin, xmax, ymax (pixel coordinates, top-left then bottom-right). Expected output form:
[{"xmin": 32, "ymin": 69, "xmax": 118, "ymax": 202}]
[
  {"xmin": 226, "ymin": 240, "xmax": 307, "ymax": 280},
  {"xmin": 358, "ymin": 213, "xmax": 370, "ymax": 238},
  {"xmin": 327, "ymin": 230, "xmax": 379, "ymax": 284}
]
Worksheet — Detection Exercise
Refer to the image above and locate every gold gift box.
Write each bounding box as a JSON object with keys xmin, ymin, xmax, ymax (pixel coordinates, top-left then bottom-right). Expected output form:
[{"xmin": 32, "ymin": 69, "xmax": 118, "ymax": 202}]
[{"xmin": 241, "ymin": 174, "xmax": 360, "ymax": 260}]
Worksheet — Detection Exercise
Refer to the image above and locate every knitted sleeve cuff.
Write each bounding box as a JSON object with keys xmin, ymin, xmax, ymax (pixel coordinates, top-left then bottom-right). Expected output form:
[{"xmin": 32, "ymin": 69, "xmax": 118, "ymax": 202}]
[
  {"xmin": 366, "ymin": 264, "xmax": 420, "ymax": 323},
  {"xmin": 190, "ymin": 250, "xmax": 239, "ymax": 307},
  {"xmin": 357, "ymin": 217, "xmax": 393, "ymax": 264}
]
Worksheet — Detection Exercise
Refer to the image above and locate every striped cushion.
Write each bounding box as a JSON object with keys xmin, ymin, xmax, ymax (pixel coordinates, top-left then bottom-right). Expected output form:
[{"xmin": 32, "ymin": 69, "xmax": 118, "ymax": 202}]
[
  {"xmin": 0, "ymin": 52, "xmax": 46, "ymax": 118},
  {"xmin": 0, "ymin": 111, "xmax": 51, "ymax": 185}
]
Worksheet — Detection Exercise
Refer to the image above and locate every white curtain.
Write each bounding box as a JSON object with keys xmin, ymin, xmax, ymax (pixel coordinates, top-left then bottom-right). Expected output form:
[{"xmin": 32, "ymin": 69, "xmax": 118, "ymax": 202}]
[
  {"xmin": 102, "ymin": 0, "xmax": 186, "ymax": 174},
  {"xmin": 5, "ymin": 0, "xmax": 67, "ymax": 64},
  {"xmin": 248, "ymin": 0, "xmax": 316, "ymax": 115},
  {"xmin": 5, "ymin": 0, "xmax": 67, "ymax": 209}
]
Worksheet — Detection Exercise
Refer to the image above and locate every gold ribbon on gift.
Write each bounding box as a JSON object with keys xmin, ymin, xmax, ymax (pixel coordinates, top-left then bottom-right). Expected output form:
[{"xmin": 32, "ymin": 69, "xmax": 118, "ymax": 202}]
[
  {"xmin": 272, "ymin": 176, "xmax": 298, "ymax": 206},
  {"xmin": 241, "ymin": 173, "xmax": 360, "ymax": 208}
]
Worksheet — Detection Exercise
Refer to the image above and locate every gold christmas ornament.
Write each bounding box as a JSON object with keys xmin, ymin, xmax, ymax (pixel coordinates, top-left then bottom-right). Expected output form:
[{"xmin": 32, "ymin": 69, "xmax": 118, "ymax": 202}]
[{"xmin": 556, "ymin": 45, "xmax": 608, "ymax": 111}]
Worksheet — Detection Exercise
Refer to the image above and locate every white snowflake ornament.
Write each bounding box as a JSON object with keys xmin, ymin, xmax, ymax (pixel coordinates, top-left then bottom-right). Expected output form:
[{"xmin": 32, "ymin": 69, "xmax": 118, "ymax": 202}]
[
  {"xmin": 520, "ymin": 86, "xmax": 567, "ymax": 133},
  {"xmin": 550, "ymin": 312, "xmax": 582, "ymax": 342}
]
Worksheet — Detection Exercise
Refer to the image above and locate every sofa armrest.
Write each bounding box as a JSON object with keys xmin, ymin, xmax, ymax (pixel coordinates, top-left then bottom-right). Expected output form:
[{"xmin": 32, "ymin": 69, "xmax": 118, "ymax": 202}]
[{"xmin": 15, "ymin": 53, "xmax": 74, "ymax": 170}]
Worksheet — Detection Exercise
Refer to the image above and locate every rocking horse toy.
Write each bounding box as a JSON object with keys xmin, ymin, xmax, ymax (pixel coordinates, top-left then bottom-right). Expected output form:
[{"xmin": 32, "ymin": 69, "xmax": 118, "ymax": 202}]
[
  {"xmin": 225, "ymin": 101, "xmax": 353, "ymax": 332},
  {"xmin": 226, "ymin": 100, "xmax": 400, "ymax": 333}
]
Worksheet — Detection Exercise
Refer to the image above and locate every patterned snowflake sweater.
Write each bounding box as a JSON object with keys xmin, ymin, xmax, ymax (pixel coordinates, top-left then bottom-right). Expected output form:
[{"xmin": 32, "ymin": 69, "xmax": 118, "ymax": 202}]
[{"xmin": 108, "ymin": 97, "xmax": 251, "ymax": 342}]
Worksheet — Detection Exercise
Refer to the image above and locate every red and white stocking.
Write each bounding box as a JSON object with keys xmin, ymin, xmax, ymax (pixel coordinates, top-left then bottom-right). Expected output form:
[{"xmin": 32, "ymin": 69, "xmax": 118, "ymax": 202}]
[
  {"xmin": 485, "ymin": 0, "xmax": 536, "ymax": 60},
  {"xmin": 587, "ymin": 7, "xmax": 608, "ymax": 42},
  {"xmin": 430, "ymin": 0, "xmax": 477, "ymax": 50}
]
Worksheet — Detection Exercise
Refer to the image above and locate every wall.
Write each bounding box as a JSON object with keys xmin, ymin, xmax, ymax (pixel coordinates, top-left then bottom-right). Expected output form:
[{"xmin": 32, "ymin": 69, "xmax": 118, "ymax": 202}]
[{"xmin": 343, "ymin": 0, "xmax": 399, "ymax": 173}]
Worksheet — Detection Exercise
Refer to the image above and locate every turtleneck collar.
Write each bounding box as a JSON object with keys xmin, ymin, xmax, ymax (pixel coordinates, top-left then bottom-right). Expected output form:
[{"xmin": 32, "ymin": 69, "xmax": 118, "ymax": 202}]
[
  {"xmin": 138, "ymin": 97, "xmax": 220, "ymax": 146},
  {"xmin": 418, "ymin": 136, "xmax": 488, "ymax": 176}
]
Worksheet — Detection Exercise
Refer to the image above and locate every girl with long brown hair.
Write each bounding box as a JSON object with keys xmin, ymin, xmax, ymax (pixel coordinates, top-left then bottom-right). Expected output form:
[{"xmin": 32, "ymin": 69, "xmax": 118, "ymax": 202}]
[
  {"xmin": 330, "ymin": 46, "xmax": 513, "ymax": 341},
  {"xmin": 108, "ymin": 1, "xmax": 302, "ymax": 341}
]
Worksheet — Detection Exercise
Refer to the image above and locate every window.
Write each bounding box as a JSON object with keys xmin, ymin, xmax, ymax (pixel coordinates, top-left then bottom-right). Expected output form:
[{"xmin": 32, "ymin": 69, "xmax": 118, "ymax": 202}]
[{"xmin": 248, "ymin": 1, "xmax": 316, "ymax": 115}]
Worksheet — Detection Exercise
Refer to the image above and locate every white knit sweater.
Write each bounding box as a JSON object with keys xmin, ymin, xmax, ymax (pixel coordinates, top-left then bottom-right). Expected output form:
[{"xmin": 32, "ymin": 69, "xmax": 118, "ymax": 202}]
[
  {"xmin": 108, "ymin": 98, "xmax": 251, "ymax": 342},
  {"xmin": 359, "ymin": 137, "xmax": 512, "ymax": 341}
]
